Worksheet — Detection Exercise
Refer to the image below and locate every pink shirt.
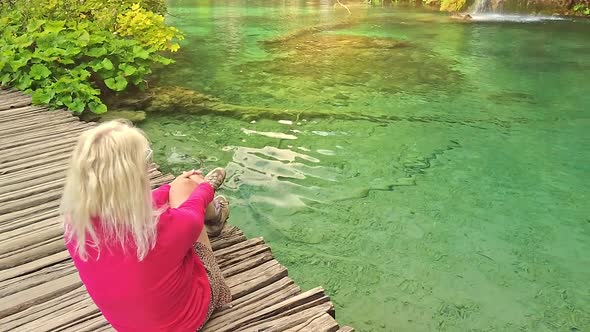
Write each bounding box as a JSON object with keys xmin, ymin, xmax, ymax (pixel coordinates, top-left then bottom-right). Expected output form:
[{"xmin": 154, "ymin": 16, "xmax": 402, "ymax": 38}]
[{"xmin": 66, "ymin": 183, "xmax": 214, "ymax": 332}]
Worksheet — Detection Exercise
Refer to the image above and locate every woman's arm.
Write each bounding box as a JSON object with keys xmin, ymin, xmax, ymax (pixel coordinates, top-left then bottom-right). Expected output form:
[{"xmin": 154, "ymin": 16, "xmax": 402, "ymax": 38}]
[
  {"xmin": 152, "ymin": 184, "xmax": 171, "ymax": 208},
  {"xmin": 167, "ymin": 181, "xmax": 214, "ymax": 247}
]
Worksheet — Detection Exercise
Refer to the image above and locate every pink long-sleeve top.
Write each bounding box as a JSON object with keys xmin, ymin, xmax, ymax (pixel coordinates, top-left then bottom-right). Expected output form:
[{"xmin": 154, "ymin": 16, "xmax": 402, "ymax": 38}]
[{"xmin": 66, "ymin": 182, "xmax": 215, "ymax": 332}]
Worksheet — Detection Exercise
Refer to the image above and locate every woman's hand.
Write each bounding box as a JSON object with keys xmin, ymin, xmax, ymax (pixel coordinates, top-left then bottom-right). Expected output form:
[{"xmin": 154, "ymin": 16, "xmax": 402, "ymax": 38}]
[{"xmin": 172, "ymin": 170, "xmax": 205, "ymax": 186}]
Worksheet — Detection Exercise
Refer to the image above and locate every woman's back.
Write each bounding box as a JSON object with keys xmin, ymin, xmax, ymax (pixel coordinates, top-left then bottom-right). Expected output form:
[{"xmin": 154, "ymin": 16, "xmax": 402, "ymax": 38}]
[
  {"xmin": 67, "ymin": 183, "xmax": 214, "ymax": 331},
  {"xmin": 61, "ymin": 120, "xmax": 230, "ymax": 331}
]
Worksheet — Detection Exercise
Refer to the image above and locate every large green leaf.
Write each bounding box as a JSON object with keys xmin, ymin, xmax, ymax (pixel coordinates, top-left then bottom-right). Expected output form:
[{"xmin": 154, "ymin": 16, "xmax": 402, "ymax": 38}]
[
  {"xmin": 57, "ymin": 94, "xmax": 73, "ymax": 106},
  {"xmin": 104, "ymin": 75, "xmax": 128, "ymax": 91},
  {"xmin": 76, "ymin": 30, "xmax": 90, "ymax": 46},
  {"xmin": 64, "ymin": 98, "xmax": 85, "ymax": 113},
  {"xmin": 71, "ymin": 68, "xmax": 91, "ymax": 80},
  {"xmin": 44, "ymin": 21, "xmax": 66, "ymax": 34},
  {"xmin": 64, "ymin": 45, "xmax": 81, "ymax": 57},
  {"xmin": 101, "ymin": 58, "xmax": 114, "ymax": 71},
  {"xmin": 15, "ymin": 74, "xmax": 32, "ymax": 90},
  {"xmin": 58, "ymin": 58, "xmax": 76, "ymax": 65},
  {"xmin": 26, "ymin": 19, "xmax": 46, "ymax": 33},
  {"xmin": 89, "ymin": 34, "xmax": 107, "ymax": 45},
  {"xmin": 0, "ymin": 73, "xmax": 10, "ymax": 86},
  {"xmin": 132, "ymin": 46, "xmax": 150, "ymax": 60},
  {"xmin": 30, "ymin": 64, "xmax": 52, "ymax": 80},
  {"xmin": 9, "ymin": 55, "xmax": 31, "ymax": 71},
  {"xmin": 88, "ymin": 101, "xmax": 107, "ymax": 114},
  {"xmin": 131, "ymin": 76, "xmax": 144, "ymax": 85},
  {"xmin": 32, "ymin": 89, "xmax": 55, "ymax": 104},
  {"xmin": 89, "ymin": 59, "xmax": 103, "ymax": 72},
  {"xmin": 14, "ymin": 34, "xmax": 33, "ymax": 48},
  {"xmin": 87, "ymin": 47, "xmax": 107, "ymax": 58},
  {"xmin": 118, "ymin": 63, "xmax": 137, "ymax": 77},
  {"xmin": 153, "ymin": 55, "xmax": 174, "ymax": 66}
]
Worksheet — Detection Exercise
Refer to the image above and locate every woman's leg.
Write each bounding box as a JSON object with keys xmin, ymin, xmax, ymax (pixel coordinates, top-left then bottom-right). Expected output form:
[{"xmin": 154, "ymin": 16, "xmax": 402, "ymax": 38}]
[{"xmin": 169, "ymin": 178, "xmax": 213, "ymax": 251}]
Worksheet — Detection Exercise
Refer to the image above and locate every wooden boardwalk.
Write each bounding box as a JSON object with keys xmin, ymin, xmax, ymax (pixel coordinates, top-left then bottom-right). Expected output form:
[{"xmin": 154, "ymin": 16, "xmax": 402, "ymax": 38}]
[{"xmin": 0, "ymin": 89, "xmax": 353, "ymax": 332}]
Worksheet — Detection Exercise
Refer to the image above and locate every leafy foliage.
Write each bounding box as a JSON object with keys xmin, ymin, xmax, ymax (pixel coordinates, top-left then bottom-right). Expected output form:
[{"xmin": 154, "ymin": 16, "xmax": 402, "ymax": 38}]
[
  {"xmin": 0, "ymin": 1, "xmax": 182, "ymax": 114},
  {"xmin": 573, "ymin": 2, "xmax": 590, "ymax": 15},
  {"xmin": 116, "ymin": 3, "xmax": 182, "ymax": 52}
]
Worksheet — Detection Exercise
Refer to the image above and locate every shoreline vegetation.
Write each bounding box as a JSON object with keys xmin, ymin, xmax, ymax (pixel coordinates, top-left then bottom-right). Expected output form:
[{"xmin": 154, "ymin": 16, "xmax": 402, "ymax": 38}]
[{"xmin": 0, "ymin": 0, "xmax": 182, "ymax": 115}]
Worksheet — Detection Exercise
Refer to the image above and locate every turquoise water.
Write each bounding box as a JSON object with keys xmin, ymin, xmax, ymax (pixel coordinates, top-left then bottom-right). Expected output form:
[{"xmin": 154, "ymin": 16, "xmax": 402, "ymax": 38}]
[{"xmin": 140, "ymin": 1, "xmax": 590, "ymax": 330}]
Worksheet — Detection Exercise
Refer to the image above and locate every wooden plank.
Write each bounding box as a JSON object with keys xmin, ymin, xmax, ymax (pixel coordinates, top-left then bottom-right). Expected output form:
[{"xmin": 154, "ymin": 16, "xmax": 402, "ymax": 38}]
[
  {"xmin": 283, "ymin": 312, "xmax": 340, "ymax": 332},
  {"xmin": 336, "ymin": 326, "xmax": 355, "ymax": 332},
  {"xmin": 0, "ymin": 286, "xmax": 88, "ymax": 331},
  {"xmin": 0, "ymin": 117, "xmax": 80, "ymax": 139},
  {"xmin": 0, "ymin": 169, "xmax": 67, "ymax": 195},
  {"xmin": 214, "ymin": 237, "xmax": 265, "ymax": 259},
  {"xmin": 218, "ymin": 243, "xmax": 270, "ymax": 267},
  {"xmin": 0, "ymin": 125, "xmax": 85, "ymax": 151},
  {"xmin": 27, "ymin": 301, "xmax": 101, "ymax": 332},
  {"xmin": 0, "ymin": 89, "xmax": 23, "ymax": 97},
  {"xmin": 0, "ymin": 106, "xmax": 58, "ymax": 122},
  {"xmin": 225, "ymin": 259, "xmax": 288, "ymax": 299},
  {"xmin": 0, "ymin": 272, "xmax": 82, "ymax": 319},
  {"xmin": 0, "ymin": 139, "xmax": 77, "ymax": 163},
  {"xmin": 0, "ymin": 201, "xmax": 59, "ymax": 229},
  {"xmin": 58, "ymin": 313, "xmax": 110, "ymax": 332},
  {"xmin": 150, "ymin": 174, "xmax": 175, "ymax": 187},
  {"xmin": 240, "ymin": 299, "xmax": 334, "ymax": 332},
  {"xmin": 0, "ymin": 92, "xmax": 30, "ymax": 103},
  {"xmin": 0, "ymin": 206, "xmax": 58, "ymax": 233},
  {"xmin": 0, "ymin": 107, "xmax": 72, "ymax": 126},
  {"xmin": 0, "ymin": 219, "xmax": 62, "ymax": 252},
  {"xmin": 0, "ymin": 178, "xmax": 64, "ymax": 204},
  {"xmin": 0, "ymin": 187, "xmax": 63, "ymax": 215},
  {"xmin": 0, "ymin": 250, "xmax": 69, "ymax": 283},
  {"xmin": 211, "ymin": 227, "xmax": 247, "ymax": 251},
  {"xmin": 0, "ymin": 260, "xmax": 75, "ymax": 298},
  {"xmin": 203, "ymin": 277, "xmax": 300, "ymax": 331},
  {"xmin": 222, "ymin": 251, "xmax": 274, "ymax": 278},
  {"xmin": 206, "ymin": 287, "xmax": 329, "ymax": 332},
  {"xmin": 0, "ymin": 236, "xmax": 64, "ymax": 269},
  {"xmin": 0, "ymin": 152, "xmax": 71, "ymax": 176},
  {"xmin": 209, "ymin": 277, "xmax": 298, "ymax": 319},
  {"xmin": 0, "ymin": 98, "xmax": 31, "ymax": 110},
  {"xmin": 0, "ymin": 121, "xmax": 89, "ymax": 146}
]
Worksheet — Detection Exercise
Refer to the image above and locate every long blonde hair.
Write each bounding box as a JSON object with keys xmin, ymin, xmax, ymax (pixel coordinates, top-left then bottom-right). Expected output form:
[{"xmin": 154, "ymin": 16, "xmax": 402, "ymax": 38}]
[{"xmin": 61, "ymin": 120, "xmax": 158, "ymax": 261}]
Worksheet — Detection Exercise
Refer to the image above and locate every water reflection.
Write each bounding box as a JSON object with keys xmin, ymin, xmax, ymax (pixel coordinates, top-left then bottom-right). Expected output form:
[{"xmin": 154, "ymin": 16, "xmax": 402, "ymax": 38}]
[{"xmin": 222, "ymin": 145, "xmax": 338, "ymax": 208}]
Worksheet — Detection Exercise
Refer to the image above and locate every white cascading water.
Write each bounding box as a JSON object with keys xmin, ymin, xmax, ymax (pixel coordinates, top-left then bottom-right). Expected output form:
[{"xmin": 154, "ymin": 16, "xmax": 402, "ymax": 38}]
[
  {"xmin": 468, "ymin": 0, "xmax": 566, "ymax": 21},
  {"xmin": 472, "ymin": 0, "xmax": 494, "ymax": 13}
]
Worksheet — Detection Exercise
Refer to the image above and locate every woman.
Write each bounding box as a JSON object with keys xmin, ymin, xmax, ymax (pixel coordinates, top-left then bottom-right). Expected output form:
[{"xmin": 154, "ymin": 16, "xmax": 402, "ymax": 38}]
[{"xmin": 60, "ymin": 120, "xmax": 231, "ymax": 331}]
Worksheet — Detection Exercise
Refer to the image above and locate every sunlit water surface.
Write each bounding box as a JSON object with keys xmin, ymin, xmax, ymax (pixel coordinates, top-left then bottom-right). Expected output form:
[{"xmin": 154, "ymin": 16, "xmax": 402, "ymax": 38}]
[{"xmin": 140, "ymin": 1, "xmax": 590, "ymax": 330}]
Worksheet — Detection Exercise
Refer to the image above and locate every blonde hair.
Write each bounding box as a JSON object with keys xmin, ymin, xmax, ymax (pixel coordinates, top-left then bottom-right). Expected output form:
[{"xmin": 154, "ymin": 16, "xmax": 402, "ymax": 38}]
[{"xmin": 61, "ymin": 120, "xmax": 158, "ymax": 261}]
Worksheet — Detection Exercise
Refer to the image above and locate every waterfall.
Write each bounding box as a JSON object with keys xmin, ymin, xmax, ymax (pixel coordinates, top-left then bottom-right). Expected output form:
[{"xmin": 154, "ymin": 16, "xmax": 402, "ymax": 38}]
[{"xmin": 473, "ymin": 0, "xmax": 494, "ymax": 13}]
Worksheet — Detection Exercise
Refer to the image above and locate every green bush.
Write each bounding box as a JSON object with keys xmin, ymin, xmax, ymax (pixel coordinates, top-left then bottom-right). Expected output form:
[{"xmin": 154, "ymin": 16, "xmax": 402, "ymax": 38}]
[
  {"xmin": 0, "ymin": 1, "xmax": 182, "ymax": 114},
  {"xmin": 573, "ymin": 3, "xmax": 590, "ymax": 15}
]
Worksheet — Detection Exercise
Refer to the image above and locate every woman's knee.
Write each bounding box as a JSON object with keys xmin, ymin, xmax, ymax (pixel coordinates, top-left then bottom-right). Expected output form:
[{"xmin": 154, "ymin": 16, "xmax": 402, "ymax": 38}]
[{"xmin": 169, "ymin": 178, "xmax": 199, "ymax": 208}]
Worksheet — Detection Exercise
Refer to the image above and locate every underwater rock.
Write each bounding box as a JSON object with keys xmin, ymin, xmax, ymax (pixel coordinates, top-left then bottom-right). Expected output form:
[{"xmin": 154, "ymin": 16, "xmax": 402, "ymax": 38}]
[
  {"xmin": 107, "ymin": 86, "xmax": 220, "ymax": 114},
  {"xmin": 96, "ymin": 109, "xmax": 147, "ymax": 123},
  {"xmin": 254, "ymin": 32, "xmax": 462, "ymax": 99},
  {"xmin": 261, "ymin": 20, "xmax": 358, "ymax": 45},
  {"xmin": 450, "ymin": 12, "xmax": 473, "ymax": 20},
  {"xmin": 334, "ymin": 92, "xmax": 350, "ymax": 100}
]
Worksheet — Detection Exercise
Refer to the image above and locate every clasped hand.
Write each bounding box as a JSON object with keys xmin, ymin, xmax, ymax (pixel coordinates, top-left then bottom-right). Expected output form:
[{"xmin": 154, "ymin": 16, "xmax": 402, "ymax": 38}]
[{"xmin": 171, "ymin": 169, "xmax": 206, "ymax": 186}]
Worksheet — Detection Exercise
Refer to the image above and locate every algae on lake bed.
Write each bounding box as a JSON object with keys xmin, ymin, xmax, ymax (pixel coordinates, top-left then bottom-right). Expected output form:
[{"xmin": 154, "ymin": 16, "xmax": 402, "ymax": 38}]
[{"xmin": 140, "ymin": 1, "xmax": 590, "ymax": 331}]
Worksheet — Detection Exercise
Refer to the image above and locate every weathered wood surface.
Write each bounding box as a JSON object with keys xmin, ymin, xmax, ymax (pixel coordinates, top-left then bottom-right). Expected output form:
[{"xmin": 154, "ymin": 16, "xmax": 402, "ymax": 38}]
[{"xmin": 0, "ymin": 89, "xmax": 353, "ymax": 331}]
